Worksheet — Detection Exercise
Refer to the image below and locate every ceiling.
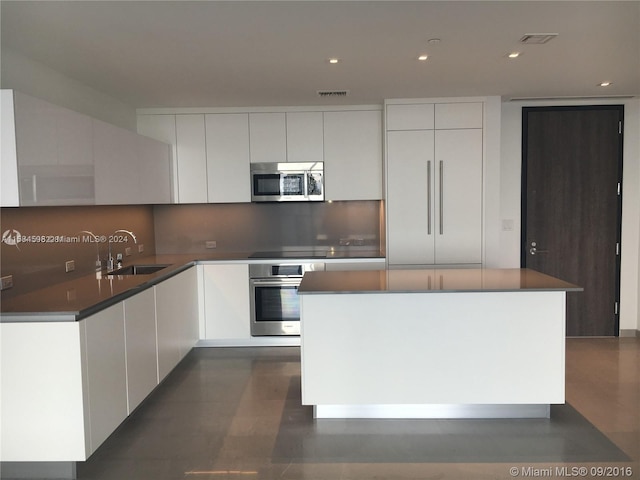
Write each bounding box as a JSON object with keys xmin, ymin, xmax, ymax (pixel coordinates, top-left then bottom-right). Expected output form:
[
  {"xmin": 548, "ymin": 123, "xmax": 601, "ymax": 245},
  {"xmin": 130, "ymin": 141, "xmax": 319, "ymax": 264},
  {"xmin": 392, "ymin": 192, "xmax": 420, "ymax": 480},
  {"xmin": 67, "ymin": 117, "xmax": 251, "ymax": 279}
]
[{"xmin": 1, "ymin": 1, "xmax": 639, "ymax": 108}]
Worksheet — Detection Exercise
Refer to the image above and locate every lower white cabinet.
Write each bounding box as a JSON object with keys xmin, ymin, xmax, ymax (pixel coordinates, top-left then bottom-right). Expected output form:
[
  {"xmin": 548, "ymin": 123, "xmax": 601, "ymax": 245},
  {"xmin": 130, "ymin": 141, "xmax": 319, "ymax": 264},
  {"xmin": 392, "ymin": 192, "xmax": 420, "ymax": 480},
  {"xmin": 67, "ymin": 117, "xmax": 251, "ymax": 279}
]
[
  {"xmin": 0, "ymin": 267, "xmax": 199, "ymax": 463},
  {"xmin": 123, "ymin": 287, "xmax": 159, "ymax": 414},
  {"xmin": 156, "ymin": 267, "xmax": 200, "ymax": 378},
  {"xmin": 84, "ymin": 302, "xmax": 128, "ymax": 453},
  {"xmin": 202, "ymin": 264, "xmax": 251, "ymax": 340}
]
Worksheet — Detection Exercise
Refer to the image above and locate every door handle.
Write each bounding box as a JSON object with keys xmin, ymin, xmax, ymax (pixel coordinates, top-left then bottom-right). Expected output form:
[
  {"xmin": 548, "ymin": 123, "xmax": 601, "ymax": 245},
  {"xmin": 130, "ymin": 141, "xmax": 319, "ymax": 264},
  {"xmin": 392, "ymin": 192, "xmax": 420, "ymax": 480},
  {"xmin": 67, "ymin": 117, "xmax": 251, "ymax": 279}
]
[
  {"xmin": 529, "ymin": 242, "xmax": 549, "ymax": 255},
  {"xmin": 529, "ymin": 247, "xmax": 549, "ymax": 255}
]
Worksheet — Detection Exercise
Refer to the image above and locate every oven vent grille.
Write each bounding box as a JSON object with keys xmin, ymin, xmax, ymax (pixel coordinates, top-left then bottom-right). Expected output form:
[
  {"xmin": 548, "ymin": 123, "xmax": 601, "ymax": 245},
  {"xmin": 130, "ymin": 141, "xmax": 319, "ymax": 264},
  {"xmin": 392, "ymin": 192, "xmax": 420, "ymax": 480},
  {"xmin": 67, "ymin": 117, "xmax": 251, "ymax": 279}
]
[
  {"xmin": 519, "ymin": 33, "xmax": 558, "ymax": 44},
  {"xmin": 317, "ymin": 90, "xmax": 350, "ymax": 97}
]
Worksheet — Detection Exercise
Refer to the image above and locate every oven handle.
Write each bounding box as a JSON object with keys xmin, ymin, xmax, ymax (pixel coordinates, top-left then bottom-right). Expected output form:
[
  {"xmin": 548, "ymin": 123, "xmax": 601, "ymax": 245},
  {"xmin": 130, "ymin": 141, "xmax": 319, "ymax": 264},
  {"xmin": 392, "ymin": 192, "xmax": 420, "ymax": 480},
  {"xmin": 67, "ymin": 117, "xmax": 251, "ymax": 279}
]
[{"xmin": 250, "ymin": 278, "xmax": 302, "ymax": 287}]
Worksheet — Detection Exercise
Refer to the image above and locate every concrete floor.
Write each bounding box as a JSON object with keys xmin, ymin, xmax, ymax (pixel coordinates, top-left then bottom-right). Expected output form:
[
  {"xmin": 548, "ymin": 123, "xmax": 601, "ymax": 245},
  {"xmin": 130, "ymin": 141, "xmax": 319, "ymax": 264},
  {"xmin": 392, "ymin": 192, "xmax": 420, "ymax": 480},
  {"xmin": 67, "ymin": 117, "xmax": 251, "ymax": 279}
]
[{"xmin": 75, "ymin": 338, "xmax": 640, "ymax": 480}]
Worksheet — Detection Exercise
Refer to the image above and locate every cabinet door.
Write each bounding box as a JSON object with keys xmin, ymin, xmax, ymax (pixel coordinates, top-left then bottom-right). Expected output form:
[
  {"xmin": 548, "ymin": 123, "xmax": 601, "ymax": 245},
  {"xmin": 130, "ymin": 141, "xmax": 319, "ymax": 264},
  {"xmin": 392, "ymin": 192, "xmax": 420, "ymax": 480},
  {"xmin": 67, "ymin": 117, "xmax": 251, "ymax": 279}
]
[
  {"xmin": 434, "ymin": 129, "xmax": 483, "ymax": 264},
  {"xmin": 249, "ymin": 113, "xmax": 286, "ymax": 163},
  {"xmin": 123, "ymin": 288, "xmax": 158, "ymax": 414},
  {"xmin": 205, "ymin": 114, "xmax": 250, "ymax": 203},
  {"xmin": 84, "ymin": 302, "xmax": 128, "ymax": 453},
  {"xmin": 386, "ymin": 103, "xmax": 434, "ymax": 131},
  {"xmin": 286, "ymin": 111, "xmax": 324, "ymax": 163},
  {"xmin": 175, "ymin": 114, "xmax": 208, "ymax": 203},
  {"xmin": 435, "ymin": 103, "xmax": 483, "ymax": 129},
  {"xmin": 203, "ymin": 264, "xmax": 250, "ymax": 339},
  {"xmin": 137, "ymin": 134, "xmax": 172, "ymax": 204},
  {"xmin": 386, "ymin": 130, "xmax": 435, "ymax": 265},
  {"xmin": 93, "ymin": 119, "xmax": 138, "ymax": 204},
  {"xmin": 13, "ymin": 91, "xmax": 58, "ymax": 166},
  {"xmin": 57, "ymin": 107, "xmax": 93, "ymax": 166},
  {"xmin": 323, "ymin": 110, "xmax": 383, "ymax": 200},
  {"xmin": 137, "ymin": 114, "xmax": 178, "ymax": 200},
  {"xmin": 155, "ymin": 268, "xmax": 199, "ymax": 380},
  {"xmin": 1, "ymin": 90, "xmax": 19, "ymax": 206}
]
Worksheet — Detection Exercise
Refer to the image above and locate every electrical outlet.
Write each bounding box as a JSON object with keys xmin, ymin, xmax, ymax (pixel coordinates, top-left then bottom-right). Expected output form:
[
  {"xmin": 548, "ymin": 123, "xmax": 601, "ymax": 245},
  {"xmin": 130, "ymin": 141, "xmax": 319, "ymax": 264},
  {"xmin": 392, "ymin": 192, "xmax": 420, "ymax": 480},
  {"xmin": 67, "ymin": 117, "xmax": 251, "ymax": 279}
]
[
  {"xmin": 1, "ymin": 275, "xmax": 14, "ymax": 290},
  {"xmin": 138, "ymin": 244, "xmax": 144, "ymax": 253},
  {"xmin": 206, "ymin": 240, "xmax": 217, "ymax": 249},
  {"xmin": 65, "ymin": 260, "xmax": 75, "ymax": 273},
  {"xmin": 125, "ymin": 247, "xmax": 132, "ymax": 256}
]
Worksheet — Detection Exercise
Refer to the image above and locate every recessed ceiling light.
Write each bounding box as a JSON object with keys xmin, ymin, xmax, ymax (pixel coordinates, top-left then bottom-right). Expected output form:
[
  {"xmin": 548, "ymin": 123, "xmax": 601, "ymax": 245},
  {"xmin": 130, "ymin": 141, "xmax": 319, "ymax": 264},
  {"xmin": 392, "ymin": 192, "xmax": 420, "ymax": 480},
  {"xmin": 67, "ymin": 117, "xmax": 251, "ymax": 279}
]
[
  {"xmin": 507, "ymin": 51, "xmax": 522, "ymax": 59},
  {"xmin": 328, "ymin": 58, "xmax": 340, "ymax": 64},
  {"xmin": 418, "ymin": 54, "xmax": 429, "ymax": 61},
  {"xmin": 598, "ymin": 81, "xmax": 613, "ymax": 87},
  {"xmin": 427, "ymin": 38, "xmax": 441, "ymax": 45}
]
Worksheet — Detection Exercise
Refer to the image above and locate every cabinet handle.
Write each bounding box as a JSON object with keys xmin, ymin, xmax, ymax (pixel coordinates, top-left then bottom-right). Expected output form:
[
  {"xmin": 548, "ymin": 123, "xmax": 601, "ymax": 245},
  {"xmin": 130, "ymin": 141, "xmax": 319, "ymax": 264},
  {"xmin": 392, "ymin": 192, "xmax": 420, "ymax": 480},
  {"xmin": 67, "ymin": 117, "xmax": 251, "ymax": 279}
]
[
  {"xmin": 439, "ymin": 160, "xmax": 444, "ymax": 235},
  {"xmin": 427, "ymin": 160, "xmax": 432, "ymax": 235}
]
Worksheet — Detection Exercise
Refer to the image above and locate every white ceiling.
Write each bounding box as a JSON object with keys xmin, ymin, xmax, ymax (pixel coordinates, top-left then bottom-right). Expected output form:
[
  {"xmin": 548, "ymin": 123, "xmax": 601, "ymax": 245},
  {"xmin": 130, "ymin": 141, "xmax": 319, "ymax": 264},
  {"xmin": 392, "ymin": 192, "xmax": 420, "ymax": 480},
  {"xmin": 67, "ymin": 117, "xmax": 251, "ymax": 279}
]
[{"xmin": 1, "ymin": 1, "xmax": 639, "ymax": 108}]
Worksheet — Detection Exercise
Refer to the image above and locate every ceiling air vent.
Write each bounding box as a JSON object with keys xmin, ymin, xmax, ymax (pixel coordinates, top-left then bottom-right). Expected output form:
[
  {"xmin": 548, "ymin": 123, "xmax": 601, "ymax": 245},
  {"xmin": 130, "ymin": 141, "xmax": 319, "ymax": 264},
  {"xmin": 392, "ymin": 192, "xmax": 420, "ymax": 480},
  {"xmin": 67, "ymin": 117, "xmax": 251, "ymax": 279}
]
[
  {"xmin": 519, "ymin": 33, "xmax": 558, "ymax": 45},
  {"xmin": 317, "ymin": 90, "xmax": 350, "ymax": 98}
]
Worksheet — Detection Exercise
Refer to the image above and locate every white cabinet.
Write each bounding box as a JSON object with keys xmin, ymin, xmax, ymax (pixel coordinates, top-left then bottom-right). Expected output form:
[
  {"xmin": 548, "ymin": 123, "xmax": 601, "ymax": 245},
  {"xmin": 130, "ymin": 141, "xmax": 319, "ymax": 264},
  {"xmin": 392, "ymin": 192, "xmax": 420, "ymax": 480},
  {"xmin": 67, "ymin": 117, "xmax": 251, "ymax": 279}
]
[
  {"xmin": 386, "ymin": 103, "xmax": 434, "ymax": 131},
  {"xmin": 249, "ymin": 112, "xmax": 287, "ymax": 163},
  {"xmin": 175, "ymin": 114, "xmax": 208, "ymax": 203},
  {"xmin": 93, "ymin": 118, "xmax": 138, "ymax": 204},
  {"xmin": 123, "ymin": 288, "xmax": 158, "ymax": 414},
  {"xmin": 386, "ymin": 101, "xmax": 483, "ymax": 266},
  {"xmin": 1, "ymin": 90, "xmax": 19, "ymax": 206},
  {"xmin": 155, "ymin": 267, "xmax": 199, "ymax": 379},
  {"xmin": 94, "ymin": 119, "xmax": 172, "ymax": 205},
  {"xmin": 84, "ymin": 302, "xmax": 128, "ymax": 453},
  {"xmin": 7, "ymin": 90, "xmax": 95, "ymax": 206},
  {"xmin": 205, "ymin": 114, "xmax": 251, "ymax": 202},
  {"xmin": 323, "ymin": 110, "xmax": 383, "ymax": 200},
  {"xmin": 202, "ymin": 264, "xmax": 251, "ymax": 339},
  {"xmin": 286, "ymin": 111, "xmax": 324, "ymax": 163},
  {"xmin": 250, "ymin": 111, "xmax": 324, "ymax": 164},
  {"xmin": 434, "ymin": 129, "xmax": 483, "ymax": 264}
]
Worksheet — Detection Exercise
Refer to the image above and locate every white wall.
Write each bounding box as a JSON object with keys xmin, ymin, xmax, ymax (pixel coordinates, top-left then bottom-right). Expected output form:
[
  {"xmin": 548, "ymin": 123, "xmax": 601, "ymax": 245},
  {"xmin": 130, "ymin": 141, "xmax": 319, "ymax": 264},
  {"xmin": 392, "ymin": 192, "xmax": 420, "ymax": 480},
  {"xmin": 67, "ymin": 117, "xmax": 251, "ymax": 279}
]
[
  {"xmin": 0, "ymin": 48, "xmax": 136, "ymax": 131},
  {"xmin": 500, "ymin": 98, "xmax": 640, "ymax": 333}
]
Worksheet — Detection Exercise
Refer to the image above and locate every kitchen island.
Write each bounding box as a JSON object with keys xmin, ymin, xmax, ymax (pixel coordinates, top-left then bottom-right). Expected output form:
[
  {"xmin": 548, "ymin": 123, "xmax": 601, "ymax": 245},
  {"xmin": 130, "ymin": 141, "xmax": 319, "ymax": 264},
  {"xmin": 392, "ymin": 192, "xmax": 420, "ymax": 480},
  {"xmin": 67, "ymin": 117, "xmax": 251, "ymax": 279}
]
[{"xmin": 298, "ymin": 268, "xmax": 581, "ymax": 419}]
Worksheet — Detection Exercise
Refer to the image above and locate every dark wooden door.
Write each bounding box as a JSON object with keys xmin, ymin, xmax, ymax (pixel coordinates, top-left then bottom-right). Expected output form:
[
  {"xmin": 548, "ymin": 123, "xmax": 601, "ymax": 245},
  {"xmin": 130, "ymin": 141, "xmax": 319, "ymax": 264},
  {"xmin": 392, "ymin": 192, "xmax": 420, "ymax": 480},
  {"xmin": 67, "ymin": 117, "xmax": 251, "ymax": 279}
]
[{"xmin": 522, "ymin": 106, "xmax": 623, "ymax": 336}]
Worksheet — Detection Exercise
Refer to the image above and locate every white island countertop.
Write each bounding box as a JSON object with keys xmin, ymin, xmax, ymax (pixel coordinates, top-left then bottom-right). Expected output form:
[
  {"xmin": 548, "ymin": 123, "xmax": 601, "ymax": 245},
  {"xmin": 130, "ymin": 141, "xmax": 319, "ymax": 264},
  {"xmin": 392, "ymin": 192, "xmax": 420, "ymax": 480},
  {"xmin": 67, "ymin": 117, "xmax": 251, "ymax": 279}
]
[{"xmin": 299, "ymin": 267, "xmax": 581, "ymax": 294}]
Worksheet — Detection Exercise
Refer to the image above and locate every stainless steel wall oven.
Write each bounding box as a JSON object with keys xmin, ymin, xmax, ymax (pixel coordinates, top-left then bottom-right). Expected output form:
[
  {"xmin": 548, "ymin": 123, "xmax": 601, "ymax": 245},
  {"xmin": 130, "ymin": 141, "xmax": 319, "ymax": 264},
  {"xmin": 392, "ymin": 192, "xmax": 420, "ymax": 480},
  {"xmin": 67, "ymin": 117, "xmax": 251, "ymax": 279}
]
[{"xmin": 249, "ymin": 262, "xmax": 324, "ymax": 336}]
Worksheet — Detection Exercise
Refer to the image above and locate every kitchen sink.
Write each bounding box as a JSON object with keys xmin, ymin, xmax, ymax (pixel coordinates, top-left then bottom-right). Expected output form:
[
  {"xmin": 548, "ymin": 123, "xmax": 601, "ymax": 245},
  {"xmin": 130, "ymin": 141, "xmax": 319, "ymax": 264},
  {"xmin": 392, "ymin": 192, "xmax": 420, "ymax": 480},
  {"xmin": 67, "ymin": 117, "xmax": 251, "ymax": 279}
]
[{"xmin": 108, "ymin": 264, "xmax": 170, "ymax": 275}]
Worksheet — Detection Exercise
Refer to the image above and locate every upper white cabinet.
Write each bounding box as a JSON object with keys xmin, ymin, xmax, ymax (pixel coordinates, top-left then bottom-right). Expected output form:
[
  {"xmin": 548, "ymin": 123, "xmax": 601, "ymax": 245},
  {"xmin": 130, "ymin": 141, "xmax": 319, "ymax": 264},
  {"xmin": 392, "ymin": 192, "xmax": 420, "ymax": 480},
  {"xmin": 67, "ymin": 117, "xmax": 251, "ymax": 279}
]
[
  {"xmin": 249, "ymin": 112, "xmax": 287, "ymax": 163},
  {"xmin": 386, "ymin": 103, "xmax": 435, "ymax": 131},
  {"xmin": 205, "ymin": 114, "xmax": 251, "ymax": 203},
  {"xmin": 9, "ymin": 91, "xmax": 95, "ymax": 206},
  {"xmin": 94, "ymin": 119, "xmax": 171, "ymax": 205},
  {"xmin": 386, "ymin": 100, "xmax": 484, "ymax": 266},
  {"xmin": 137, "ymin": 106, "xmax": 383, "ymax": 203},
  {"xmin": 286, "ymin": 111, "xmax": 324, "ymax": 163},
  {"xmin": 175, "ymin": 114, "xmax": 208, "ymax": 203},
  {"xmin": 250, "ymin": 111, "xmax": 324, "ymax": 163},
  {"xmin": 1, "ymin": 90, "xmax": 172, "ymax": 206},
  {"xmin": 323, "ymin": 110, "xmax": 383, "ymax": 200}
]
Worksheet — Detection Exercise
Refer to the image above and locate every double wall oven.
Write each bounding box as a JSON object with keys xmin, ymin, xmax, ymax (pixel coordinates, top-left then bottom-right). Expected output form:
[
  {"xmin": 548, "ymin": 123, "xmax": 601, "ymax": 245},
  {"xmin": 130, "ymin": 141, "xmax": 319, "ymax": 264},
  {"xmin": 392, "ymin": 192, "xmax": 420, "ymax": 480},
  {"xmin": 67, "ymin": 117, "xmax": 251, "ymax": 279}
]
[{"xmin": 249, "ymin": 261, "xmax": 325, "ymax": 336}]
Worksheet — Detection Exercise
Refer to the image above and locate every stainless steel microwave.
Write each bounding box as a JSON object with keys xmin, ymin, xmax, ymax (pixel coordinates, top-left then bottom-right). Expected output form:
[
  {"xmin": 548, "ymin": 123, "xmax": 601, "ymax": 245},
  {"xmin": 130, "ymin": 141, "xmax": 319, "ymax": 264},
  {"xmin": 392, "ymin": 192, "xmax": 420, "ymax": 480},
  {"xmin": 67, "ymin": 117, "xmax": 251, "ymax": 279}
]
[{"xmin": 251, "ymin": 162, "xmax": 324, "ymax": 202}]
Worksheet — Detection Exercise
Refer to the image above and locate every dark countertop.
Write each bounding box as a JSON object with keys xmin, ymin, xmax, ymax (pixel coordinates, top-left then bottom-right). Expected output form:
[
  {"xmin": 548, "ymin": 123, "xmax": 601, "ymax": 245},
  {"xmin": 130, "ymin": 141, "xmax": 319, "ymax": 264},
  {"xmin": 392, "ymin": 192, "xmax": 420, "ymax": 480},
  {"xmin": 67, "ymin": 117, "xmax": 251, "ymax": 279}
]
[
  {"xmin": 1, "ymin": 250, "xmax": 385, "ymax": 322},
  {"xmin": 299, "ymin": 268, "xmax": 582, "ymax": 294}
]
